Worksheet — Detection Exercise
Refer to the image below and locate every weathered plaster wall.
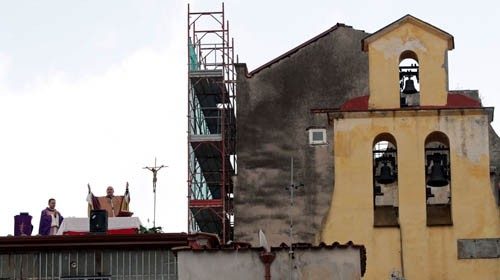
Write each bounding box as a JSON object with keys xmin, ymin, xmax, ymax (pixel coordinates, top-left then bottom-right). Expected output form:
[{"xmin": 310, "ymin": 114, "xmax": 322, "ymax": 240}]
[
  {"xmin": 177, "ymin": 247, "xmax": 362, "ymax": 280},
  {"xmin": 178, "ymin": 250, "xmax": 264, "ymax": 280},
  {"xmin": 489, "ymin": 126, "xmax": 500, "ymax": 205},
  {"xmin": 271, "ymin": 248, "xmax": 362, "ymax": 279},
  {"xmin": 322, "ymin": 110, "xmax": 500, "ymax": 280},
  {"xmin": 231, "ymin": 17, "xmax": 500, "ymax": 279},
  {"xmin": 367, "ymin": 21, "xmax": 450, "ymax": 108},
  {"xmin": 234, "ymin": 26, "xmax": 369, "ymax": 245}
]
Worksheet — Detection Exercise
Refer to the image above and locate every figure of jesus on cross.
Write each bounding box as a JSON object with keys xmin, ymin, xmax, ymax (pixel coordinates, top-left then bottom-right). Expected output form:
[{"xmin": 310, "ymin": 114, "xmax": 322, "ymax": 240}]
[{"xmin": 143, "ymin": 158, "xmax": 167, "ymax": 228}]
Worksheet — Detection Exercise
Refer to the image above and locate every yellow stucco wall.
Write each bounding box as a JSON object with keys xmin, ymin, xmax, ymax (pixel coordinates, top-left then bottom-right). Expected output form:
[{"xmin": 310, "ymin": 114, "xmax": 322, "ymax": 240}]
[
  {"xmin": 367, "ymin": 21, "xmax": 450, "ymax": 109},
  {"xmin": 321, "ymin": 109, "xmax": 500, "ymax": 280}
]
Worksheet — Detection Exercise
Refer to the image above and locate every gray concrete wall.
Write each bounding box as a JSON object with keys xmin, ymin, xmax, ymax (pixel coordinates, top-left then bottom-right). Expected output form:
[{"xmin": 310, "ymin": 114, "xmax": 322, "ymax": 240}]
[
  {"xmin": 234, "ymin": 26, "xmax": 369, "ymax": 245},
  {"xmin": 489, "ymin": 126, "xmax": 500, "ymax": 205},
  {"xmin": 271, "ymin": 248, "xmax": 362, "ymax": 280},
  {"xmin": 177, "ymin": 247, "xmax": 362, "ymax": 280},
  {"xmin": 177, "ymin": 250, "xmax": 264, "ymax": 280}
]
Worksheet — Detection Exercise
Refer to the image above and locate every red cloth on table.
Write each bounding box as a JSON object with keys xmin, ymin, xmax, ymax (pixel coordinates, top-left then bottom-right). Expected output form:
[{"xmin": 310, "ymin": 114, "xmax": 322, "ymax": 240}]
[{"xmin": 63, "ymin": 228, "xmax": 138, "ymax": 235}]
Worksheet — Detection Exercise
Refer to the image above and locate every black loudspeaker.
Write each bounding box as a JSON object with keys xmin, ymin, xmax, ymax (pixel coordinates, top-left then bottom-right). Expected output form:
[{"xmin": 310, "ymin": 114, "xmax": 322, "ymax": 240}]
[{"xmin": 90, "ymin": 210, "xmax": 108, "ymax": 233}]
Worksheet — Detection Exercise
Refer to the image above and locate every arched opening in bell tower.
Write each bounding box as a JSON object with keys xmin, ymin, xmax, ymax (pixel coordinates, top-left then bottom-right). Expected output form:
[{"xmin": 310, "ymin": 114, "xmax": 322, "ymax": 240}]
[
  {"xmin": 399, "ymin": 50, "xmax": 420, "ymax": 107},
  {"xmin": 425, "ymin": 131, "xmax": 452, "ymax": 226},
  {"xmin": 372, "ymin": 133, "xmax": 399, "ymax": 226}
]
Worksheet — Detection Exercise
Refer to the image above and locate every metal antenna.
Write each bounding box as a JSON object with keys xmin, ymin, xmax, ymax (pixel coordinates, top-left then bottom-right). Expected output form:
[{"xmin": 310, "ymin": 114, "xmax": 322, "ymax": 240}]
[
  {"xmin": 143, "ymin": 157, "xmax": 167, "ymax": 228},
  {"xmin": 285, "ymin": 157, "xmax": 303, "ymax": 280}
]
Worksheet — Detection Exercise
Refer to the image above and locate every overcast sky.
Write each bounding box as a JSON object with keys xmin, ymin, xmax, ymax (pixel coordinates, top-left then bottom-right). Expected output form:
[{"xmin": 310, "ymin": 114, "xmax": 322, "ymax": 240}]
[{"xmin": 0, "ymin": 0, "xmax": 498, "ymax": 236}]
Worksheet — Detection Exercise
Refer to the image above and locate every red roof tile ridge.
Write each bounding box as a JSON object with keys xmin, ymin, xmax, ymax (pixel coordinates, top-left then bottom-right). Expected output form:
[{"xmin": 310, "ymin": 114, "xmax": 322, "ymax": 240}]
[
  {"xmin": 338, "ymin": 93, "xmax": 481, "ymax": 112},
  {"xmin": 340, "ymin": 95, "xmax": 369, "ymax": 111}
]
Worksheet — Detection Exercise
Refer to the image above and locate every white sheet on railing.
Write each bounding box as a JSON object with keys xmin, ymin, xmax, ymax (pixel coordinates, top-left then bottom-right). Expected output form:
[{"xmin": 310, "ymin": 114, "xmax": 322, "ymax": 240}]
[{"xmin": 56, "ymin": 217, "xmax": 141, "ymax": 235}]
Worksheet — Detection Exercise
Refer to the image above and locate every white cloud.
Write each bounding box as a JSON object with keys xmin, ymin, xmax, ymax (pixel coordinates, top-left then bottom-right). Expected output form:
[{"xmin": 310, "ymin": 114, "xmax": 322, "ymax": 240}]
[
  {"xmin": 95, "ymin": 31, "xmax": 118, "ymax": 50},
  {"xmin": 0, "ymin": 52, "xmax": 10, "ymax": 91}
]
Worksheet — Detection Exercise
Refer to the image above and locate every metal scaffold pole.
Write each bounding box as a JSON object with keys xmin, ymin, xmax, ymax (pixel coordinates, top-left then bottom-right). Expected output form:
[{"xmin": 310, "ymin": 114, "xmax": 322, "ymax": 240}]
[
  {"xmin": 286, "ymin": 157, "xmax": 304, "ymax": 280},
  {"xmin": 187, "ymin": 3, "xmax": 237, "ymax": 243}
]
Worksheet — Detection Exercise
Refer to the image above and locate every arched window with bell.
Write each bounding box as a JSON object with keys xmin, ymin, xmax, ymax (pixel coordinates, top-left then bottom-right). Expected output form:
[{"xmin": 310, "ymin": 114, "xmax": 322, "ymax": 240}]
[
  {"xmin": 372, "ymin": 133, "xmax": 399, "ymax": 227},
  {"xmin": 425, "ymin": 131, "xmax": 452, "ymax": 226},
  {"xmin": 399, "ymin": 50, "xmax": 420, "ymax": 107}
]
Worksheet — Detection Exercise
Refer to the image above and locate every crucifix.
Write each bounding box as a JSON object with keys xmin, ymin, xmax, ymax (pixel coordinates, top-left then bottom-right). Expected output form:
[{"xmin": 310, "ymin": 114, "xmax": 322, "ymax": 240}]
[{"xmin": 143, "ymin": 157, "xmax": 167, "ymax": 228}]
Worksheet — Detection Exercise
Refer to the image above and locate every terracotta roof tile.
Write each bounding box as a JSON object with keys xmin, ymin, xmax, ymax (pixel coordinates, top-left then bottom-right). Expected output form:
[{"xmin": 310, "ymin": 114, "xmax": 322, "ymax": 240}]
[{"xmin": 338, "ymin": 93, "xmax": 481, "ymax": 112}]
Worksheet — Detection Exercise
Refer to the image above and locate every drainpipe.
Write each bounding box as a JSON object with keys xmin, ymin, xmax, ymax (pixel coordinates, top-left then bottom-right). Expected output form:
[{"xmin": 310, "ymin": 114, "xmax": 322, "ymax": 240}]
[
  {"xmin": 398, "ymin": 219, "xmax": 405, "ymax": 278},
  {"xmin": 259, "ymin": 251, "xmax": 276, "ymax": 280}
]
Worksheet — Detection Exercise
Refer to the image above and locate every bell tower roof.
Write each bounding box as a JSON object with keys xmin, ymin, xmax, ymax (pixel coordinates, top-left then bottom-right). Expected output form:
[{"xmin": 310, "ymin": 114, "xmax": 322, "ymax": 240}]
[{"xmin": 362, "ymin": 15, "xmax": 454, "ymax": 52}]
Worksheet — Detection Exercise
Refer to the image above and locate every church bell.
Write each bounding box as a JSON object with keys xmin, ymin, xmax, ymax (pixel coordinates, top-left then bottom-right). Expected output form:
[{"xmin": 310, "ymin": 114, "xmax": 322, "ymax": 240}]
[
  {"xmin": 427, "ymin": 154, "xmax": 449, "ymax": 187},
  {"xmin": 402, "ymin": 78, "xmax": 418, "ymax": 94},
  {"xmin": 376, "ymin": 162, "xmax": 396, "ymax": 184}
]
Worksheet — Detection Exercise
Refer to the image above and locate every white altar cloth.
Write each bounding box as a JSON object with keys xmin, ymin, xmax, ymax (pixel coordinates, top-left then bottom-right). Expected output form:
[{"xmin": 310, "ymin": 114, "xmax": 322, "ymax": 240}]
[{"xmin": 56, "ymin": 217, "xmax": 141, "ymax": 235}]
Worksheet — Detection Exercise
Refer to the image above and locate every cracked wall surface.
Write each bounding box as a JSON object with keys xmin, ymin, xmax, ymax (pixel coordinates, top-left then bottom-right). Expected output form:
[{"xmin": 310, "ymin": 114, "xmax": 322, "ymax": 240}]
[{"xmin": 234, "ymin": 26, "xmax": 369, "ymax": 245}]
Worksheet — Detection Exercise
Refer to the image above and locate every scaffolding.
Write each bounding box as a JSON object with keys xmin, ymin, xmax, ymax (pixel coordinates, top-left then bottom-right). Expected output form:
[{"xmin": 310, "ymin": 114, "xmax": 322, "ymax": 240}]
[{"xmin": 187, "ymin": 3, "xmax": 236, "ymax": 243}]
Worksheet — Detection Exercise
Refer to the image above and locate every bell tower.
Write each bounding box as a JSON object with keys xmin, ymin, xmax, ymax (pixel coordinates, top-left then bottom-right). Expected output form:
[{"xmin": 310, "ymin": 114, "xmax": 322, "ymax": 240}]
[
  {"xmin": 320, "ymin": 14, "xmax": 499, "ymax": 280},
  {"xmin": 362, "ymin": 15, "xmax": 454, "ymax": 108}
]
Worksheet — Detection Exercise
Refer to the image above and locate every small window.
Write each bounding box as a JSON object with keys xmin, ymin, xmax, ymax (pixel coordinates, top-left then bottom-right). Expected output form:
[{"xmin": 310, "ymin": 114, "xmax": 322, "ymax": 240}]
[{"xmin": 308, "ymin": 128, "xmax": 327, "ymax": 145}]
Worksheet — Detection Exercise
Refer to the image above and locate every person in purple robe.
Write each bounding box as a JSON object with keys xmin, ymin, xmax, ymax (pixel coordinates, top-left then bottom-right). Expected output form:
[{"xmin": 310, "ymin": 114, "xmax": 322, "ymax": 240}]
[{"xmin": 39, "ymin": 198, "xmax": 63, "ymax": 236}]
